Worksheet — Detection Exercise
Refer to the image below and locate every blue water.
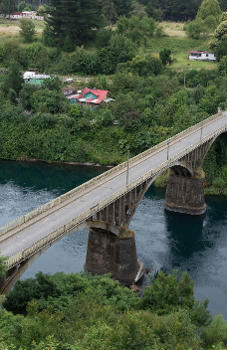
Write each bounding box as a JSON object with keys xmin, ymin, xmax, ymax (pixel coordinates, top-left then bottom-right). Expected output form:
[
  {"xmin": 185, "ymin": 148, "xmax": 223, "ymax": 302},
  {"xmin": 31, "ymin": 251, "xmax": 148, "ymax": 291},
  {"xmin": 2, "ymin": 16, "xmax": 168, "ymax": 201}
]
[{"xmin": 0, "ymin": 160, "xmax": 226, "ymax": 317}]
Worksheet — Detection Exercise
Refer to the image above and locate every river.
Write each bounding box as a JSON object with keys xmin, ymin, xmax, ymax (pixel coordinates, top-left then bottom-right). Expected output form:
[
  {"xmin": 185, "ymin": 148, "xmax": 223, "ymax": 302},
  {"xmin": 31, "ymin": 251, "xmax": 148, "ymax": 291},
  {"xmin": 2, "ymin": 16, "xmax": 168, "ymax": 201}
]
[{"xmin": 0, "ymin": 160, "xmax": 226, "ymax": 318}]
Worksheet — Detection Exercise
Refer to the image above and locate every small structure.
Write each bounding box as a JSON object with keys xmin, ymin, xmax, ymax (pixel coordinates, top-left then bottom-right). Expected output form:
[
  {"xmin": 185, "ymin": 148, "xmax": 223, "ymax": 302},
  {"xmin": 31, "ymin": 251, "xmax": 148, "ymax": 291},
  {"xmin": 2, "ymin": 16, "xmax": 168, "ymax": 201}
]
[
  {"xmin": 67, "ymin": 88, "xmax": 114, "ymax": 106},
  {"xmin": 189, "ymin": 51, "xmax": 216, "ymax": 61},
  {"xmin": 23, "ymin": 71, "xmax": 51, "ymax": 85},
  {"xmin": 11, "ymin": 11, "xmax": 43, "ymax": 20}
]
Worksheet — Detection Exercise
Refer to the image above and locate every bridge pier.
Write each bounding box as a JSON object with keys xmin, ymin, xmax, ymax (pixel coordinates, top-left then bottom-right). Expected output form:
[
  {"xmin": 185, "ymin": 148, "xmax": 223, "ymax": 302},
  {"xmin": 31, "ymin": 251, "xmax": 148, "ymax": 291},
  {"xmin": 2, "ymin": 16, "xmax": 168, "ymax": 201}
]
[
  {"xmin": 84, "ymin": 222, "xmax": 143, "ymax": 285},
  {"xmin": 165, "ymin": 169, "xmax": 206, "ymax": 215}
]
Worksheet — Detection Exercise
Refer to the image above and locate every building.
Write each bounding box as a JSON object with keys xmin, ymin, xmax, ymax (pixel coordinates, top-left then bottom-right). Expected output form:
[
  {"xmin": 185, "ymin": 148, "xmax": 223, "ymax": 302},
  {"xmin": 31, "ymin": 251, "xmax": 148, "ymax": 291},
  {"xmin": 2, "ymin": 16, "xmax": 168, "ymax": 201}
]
[
  {"xmin": 189, "ymin": 51, "xmax": 216, "ymax": 61},
  {"xmin": 67, "ymin": 88, "xmax": 114, "ymax": 106},
  {"xmin": 23, "ymin": 71, "xmax": 51, "ymax": 85}
]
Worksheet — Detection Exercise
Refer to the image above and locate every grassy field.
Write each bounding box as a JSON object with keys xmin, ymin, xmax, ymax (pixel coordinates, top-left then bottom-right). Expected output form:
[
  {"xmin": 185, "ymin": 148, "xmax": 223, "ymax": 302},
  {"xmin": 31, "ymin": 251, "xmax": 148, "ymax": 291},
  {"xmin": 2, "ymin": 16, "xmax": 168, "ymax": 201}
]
[
  {"xmin": 0, "ymin": 19, "xmax": 217, "ymax": 72},
  {"xmin": 148, "ymin": 22, "xmax": 217, "ymax": 70}
]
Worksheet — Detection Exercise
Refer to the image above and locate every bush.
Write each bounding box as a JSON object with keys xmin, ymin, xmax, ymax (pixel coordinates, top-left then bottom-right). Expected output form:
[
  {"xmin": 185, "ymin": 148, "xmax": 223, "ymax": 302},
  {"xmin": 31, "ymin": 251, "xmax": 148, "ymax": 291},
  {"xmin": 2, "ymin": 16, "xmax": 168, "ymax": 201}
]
[
  {"xmin": 201, "ymin": 315, "xmax": 227, "ymax": 347},
  {"xmin": 212, "ymin": 177, "xmax": 226, "ymax": 193},
  {"xmin": 130, "ymin": 55, "xmax": 163, "ymax": 76},
  {"xmin": 19, "ymin": 18, "xmax": 36, "ymax": 43},
  {"xmin": 159, "ymin": 49, "xmax": 172, "ymax": 65}
]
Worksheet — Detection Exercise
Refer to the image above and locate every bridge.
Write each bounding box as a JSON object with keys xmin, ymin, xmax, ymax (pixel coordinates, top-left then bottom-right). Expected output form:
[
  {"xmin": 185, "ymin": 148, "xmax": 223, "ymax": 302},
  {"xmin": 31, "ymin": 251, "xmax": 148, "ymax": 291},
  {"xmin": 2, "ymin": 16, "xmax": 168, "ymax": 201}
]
[{"xmin": 0, "ymin": 110, "xmax": 226, "ymax": 293}]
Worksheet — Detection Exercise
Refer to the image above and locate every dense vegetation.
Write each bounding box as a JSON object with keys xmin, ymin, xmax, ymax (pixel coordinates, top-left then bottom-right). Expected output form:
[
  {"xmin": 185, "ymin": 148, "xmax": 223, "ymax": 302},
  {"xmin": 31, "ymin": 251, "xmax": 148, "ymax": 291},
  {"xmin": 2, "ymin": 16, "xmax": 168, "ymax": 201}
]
[
  {"xmin": 0, "ymin": 11, "xmax": 226, "ymax": 192},
  {"xmin": 1, "ymin": 270, "xmax": 227, "ymax": 350},
  {"xmin": 4, "ymin": 0, "xmax": 227, "ymax": 20}
]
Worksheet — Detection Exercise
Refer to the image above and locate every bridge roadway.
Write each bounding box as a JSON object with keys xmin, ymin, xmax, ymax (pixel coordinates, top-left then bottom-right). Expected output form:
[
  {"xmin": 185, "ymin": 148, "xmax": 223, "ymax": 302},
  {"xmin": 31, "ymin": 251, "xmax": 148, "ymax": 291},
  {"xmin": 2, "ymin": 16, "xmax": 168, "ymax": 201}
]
[{"xmin": 0, "ymin": 111, "xmax": 227, "ymax": 268}]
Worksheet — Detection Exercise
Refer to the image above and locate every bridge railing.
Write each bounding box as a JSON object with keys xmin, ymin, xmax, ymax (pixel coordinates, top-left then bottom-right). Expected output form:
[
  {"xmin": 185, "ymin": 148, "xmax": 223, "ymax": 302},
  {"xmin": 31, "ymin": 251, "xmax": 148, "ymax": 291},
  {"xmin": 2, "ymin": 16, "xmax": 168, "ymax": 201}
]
[
  {"xmin": 5, "ymin": 121, "xmax": 227, "ymax": 270},
  {"xmin": 0, "ymin": 110, "xmax": 225, "ymax": 238}
]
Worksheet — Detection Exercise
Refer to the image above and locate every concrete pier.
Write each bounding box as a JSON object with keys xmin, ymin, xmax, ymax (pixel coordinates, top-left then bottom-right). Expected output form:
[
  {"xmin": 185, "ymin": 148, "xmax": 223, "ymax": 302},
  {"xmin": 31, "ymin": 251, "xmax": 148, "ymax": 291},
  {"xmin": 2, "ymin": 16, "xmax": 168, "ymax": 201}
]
[
  {"xmin": 85, "ymin": 225, "xmax": 142, "ymax": 285},
  {"xmin": 165, "ymin": 169, "xmax": 206, "ymax": 215}
]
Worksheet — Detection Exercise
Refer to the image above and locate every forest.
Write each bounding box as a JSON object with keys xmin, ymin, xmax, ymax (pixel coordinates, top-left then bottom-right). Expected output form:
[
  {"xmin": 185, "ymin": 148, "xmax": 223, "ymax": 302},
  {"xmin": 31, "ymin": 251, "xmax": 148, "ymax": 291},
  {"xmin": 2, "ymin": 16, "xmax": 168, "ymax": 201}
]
[
  {"xmin": 0, "ymin": 270, "xmax": 227, "ymax": 350},
  {"xmin": 3, "ymin": 0, "xmax": 227, "ymax": 19}
]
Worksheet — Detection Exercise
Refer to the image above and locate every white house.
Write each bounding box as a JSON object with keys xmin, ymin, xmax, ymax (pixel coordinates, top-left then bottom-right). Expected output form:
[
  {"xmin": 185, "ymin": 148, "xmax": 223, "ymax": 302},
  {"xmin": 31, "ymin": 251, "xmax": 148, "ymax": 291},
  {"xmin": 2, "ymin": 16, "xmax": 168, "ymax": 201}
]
[{"xmin": 189, "ymin": 51, "xmax": 216, "ymax": 61}]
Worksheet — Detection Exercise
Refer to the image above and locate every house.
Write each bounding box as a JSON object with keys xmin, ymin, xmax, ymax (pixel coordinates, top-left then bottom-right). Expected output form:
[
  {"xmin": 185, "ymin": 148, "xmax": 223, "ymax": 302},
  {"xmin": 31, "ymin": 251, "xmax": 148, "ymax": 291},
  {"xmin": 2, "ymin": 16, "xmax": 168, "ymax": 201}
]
[
  {"xmin": 189, "ymin": 51, "xmax": 216, "ymax": 61},
  {"xmin": 23, "ymin": 71, "xmax": 51, "ymax": 85},
  {"xmin": 67, "ymin": 88, "xmax": 114, "ymax": 106}
]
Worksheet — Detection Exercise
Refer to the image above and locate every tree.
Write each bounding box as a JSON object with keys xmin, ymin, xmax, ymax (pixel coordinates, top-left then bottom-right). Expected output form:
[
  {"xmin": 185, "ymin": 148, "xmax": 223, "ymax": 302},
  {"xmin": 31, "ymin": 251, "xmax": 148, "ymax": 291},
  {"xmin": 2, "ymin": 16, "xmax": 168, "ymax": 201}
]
[
  {"xmin": 2, "ymin": 61, "xmax": 23, "ymax": 96},
  {"xmin": 0, "ymin": 256, "xmax": 6, "ymax": 280},
  {"xmin": 45, "ymin": 0, "xmax": 104, "ymax": 47},
  {"xmin": 159, "ymin": 49, "xmax": 172, "ymax": 65},
  {"xmin": 196, "ymin": 0, "xmax": 221, "ymax": 22},
  {"xmin": 18, "ymin": 1, "xmax": 27, "ymax": 12},
  {"xmin": 19, "ymin": 18, "xmax": 36, "ymax": 43},
  {"xmin": 113, "ymin": 0, "xmax": 132, "ymax": 17},
  {"xmin": 210, "ymin": 19, "xmax": 227, "ymax": 59},
  {"xmin": 0, "ymin": 0, "xmax": 16, "ymax": 17},
  {"xmin": 0, "ymin": 0, "xmax": 16, "ymax": 16},
  {"xmin": 150, "ymin": 0, "xmax": 200, "ymax": 21},
  {"xmin": 185, "ymin": 20, "xmax": 203, "ymax": 39},
  {"xmin": 31, "ymin": 88, "xmax": 69, "ymax": 114}
]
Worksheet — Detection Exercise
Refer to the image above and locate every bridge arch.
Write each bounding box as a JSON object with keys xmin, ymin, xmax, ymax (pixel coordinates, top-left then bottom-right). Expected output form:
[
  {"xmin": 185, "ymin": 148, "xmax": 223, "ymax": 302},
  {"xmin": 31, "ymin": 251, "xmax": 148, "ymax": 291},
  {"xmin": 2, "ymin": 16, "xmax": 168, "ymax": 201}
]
[{"xmin": 201, "ymin": 131, "xmax": 227, "ymax": 165}]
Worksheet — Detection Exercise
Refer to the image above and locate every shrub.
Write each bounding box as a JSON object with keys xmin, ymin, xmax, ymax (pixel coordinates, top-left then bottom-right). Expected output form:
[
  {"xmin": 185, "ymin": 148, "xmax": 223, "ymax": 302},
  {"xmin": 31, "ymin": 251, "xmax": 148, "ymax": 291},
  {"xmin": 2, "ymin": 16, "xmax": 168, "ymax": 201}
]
[{"xmin": 19, "ymin": 18, "xmax": 36, "ymax": 43}]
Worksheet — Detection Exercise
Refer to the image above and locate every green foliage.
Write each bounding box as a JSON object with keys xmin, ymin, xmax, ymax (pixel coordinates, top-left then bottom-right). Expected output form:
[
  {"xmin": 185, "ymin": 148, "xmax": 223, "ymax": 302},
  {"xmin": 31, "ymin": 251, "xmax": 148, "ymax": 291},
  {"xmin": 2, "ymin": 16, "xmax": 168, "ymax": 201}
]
[
  {"xmin": 19, "ymin": 83, "xmax": 37, "ymax": 110},
  {"xmin": 130, "ymin": 54, "xmax": 163, "ymax": 75},
  {"xmin": 196, "ymin": 0, "xmax": 221, "ymax": 22},
  {"xmin": 212, "ymin": 177, "xmax": 226, "ymax": 193},
  {"xmin": 201, "ymin": 314, "xmax": 227, "ymax": 347},
  {"xmin": 2, "ymin": 61, "xmax": 23, "ymax": 96},
  {"xmin": 44, "ymin": 0, "xmax": 104, "ymax": 48},
  {"xmin": 31, "ymin": 88, "xmax": 69, "ymax": 114},
  {"xmin": 0, "ymin": 255, "xmax": 6, "ymax": 279},
  {"xmin": 0, "ymin": 0, "xmax": 16, "ymax": 16},
  {"xmin": 185, "ymin": 20, "xmax": 205, "ymax": 39},
  {"xmin": 210, "ymin": 20, "xmax": 227, "ymax": 59},
  {"xmin": 2, "ymin": 271, "xmax": 225, "ymax": 350},
  {"xmin": 19, "ymin": 18, "xmax": 36, "ymax": 43},
  {"xmin": 159, "ymin": 48, "xmax": 172, "ymax": 65},
  {"xmin": 18, "ymin": 1, "xmax": 27, "ymax": 12},
  {"xmin": 117, "ymin": 15, "xmax": 156, "ymax": 45}
]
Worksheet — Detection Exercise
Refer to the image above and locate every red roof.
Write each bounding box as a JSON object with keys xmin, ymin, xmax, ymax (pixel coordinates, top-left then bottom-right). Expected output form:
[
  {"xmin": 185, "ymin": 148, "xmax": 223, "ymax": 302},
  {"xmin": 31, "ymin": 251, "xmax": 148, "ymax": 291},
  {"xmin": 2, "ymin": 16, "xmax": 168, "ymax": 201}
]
[{"xmin": 80, "ymin": 88, "xmax": 108, "ymax": 104}]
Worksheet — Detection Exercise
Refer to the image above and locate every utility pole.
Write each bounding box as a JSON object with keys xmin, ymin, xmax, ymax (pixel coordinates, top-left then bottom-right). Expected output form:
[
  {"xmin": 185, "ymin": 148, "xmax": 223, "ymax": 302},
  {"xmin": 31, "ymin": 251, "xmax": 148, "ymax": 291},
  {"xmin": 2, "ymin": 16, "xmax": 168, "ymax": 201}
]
[
  {"xmin": 126, "ymin": 147, "xmax": 130, "ymax": 186},
  {"xmin": 183, "ymin": 67, "xmax": 186, "ymax": 88},
  {"xmin": 200, "ymin": 120, "xmax": 203, "ymax": 143},
  {"xmin": 167, "ymin": 140, "xmax": 170, "ymax": 160}
]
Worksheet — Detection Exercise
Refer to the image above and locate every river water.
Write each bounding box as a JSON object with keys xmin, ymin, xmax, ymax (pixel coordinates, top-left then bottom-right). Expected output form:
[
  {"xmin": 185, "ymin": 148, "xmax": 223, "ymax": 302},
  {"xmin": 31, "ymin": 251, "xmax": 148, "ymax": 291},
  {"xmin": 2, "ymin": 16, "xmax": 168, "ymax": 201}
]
[{"xmin": 0, "ymin": 160, "xmax": 226, "ymax": 318}]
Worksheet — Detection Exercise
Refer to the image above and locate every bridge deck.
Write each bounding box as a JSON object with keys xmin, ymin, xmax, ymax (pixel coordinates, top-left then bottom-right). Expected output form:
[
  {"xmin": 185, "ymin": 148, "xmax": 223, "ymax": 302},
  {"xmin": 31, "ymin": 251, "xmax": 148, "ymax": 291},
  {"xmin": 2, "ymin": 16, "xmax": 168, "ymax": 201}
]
[{"xmin": 0, "ymin": 111, "xmax": 226, "ymax": 265}]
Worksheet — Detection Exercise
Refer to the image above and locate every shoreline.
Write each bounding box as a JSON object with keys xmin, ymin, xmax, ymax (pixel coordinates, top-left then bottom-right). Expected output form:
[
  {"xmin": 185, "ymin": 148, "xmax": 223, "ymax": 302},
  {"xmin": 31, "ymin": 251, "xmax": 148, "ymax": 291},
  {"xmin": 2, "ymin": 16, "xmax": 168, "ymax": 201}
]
[{"xmin": 0, "ymin": 157, "xmax": 226, "ymax": 197}]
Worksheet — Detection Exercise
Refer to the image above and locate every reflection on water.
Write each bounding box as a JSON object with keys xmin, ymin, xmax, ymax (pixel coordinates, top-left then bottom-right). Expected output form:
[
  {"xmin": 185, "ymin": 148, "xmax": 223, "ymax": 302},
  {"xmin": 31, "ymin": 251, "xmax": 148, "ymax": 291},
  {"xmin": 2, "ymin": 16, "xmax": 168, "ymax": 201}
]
[{"xmin": 0, "ymin": 160, "xmax": 226, "ymax": 318}]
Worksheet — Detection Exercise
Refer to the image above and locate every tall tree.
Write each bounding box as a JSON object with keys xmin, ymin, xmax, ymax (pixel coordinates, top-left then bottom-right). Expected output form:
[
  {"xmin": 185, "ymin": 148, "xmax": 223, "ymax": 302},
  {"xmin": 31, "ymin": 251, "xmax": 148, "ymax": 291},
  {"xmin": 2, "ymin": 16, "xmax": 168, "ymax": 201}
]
[
  {"xmin": 45, "ymin": 0, "xmax": 104, "ymax": 47},
  {"xmin": 0, "ymin": 0, "xmax": 16, "ymax": 16},
  {"xmin": 113, "ymin": 0, "xmax": 132, "ymax": 17},
  {"xmin": 196, "ymin": 0, "xmax": 221, "ymax": 21}
]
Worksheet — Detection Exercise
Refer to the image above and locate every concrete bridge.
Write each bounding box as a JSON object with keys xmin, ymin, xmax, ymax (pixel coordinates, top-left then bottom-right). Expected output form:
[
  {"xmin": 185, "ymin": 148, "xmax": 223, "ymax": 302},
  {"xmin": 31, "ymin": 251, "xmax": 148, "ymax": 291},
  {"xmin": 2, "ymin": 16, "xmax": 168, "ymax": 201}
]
[{"xmin": 0, "ymin": 110, "xmax": 226, "ymax": 293}]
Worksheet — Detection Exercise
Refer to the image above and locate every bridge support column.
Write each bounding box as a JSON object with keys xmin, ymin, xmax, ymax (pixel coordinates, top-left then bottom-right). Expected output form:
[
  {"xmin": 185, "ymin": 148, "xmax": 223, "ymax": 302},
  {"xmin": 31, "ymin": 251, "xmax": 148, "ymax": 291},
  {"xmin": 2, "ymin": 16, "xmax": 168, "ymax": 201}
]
[
  {"xmin": 84, "ymin": 224, "xmax": 143, "ymax": 285},
  {"xmin": 165, "ymin": 169, "xmax": 206, "ymax": 215}
]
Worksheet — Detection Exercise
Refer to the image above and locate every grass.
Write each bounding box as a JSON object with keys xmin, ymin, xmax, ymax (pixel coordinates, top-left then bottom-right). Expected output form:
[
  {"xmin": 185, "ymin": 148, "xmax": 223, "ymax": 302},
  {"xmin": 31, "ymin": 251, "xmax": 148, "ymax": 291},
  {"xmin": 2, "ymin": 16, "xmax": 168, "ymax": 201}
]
[
  {"xmin": 146, "ymin": 34, "xmax": 217, "ymax": 71},
  {"xmin": 161, "ymin": 21, "xmax": 186, "ymax": 37},
  {"xmin": 0, "ymin": 19, "xmax": 217, "ymax": 73}
]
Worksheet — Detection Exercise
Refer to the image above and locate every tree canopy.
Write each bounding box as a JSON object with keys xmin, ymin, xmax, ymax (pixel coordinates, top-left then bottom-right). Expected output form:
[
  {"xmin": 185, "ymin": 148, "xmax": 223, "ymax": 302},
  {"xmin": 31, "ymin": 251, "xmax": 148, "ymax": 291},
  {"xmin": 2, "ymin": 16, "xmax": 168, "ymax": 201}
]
[
  {"xmin": 44, "ymin": 0, "xmax": 104, "ymax": 48},
  {"xmin": 196, "ymin": 0, "xmax": 222, "ymax": 21}
]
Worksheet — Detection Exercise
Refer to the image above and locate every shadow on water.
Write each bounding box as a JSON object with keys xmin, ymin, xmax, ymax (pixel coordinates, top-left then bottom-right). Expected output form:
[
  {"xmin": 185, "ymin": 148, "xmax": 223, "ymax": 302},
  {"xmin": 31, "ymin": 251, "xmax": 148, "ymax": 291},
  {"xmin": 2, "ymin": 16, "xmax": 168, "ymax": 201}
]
[{"xmin": 165, "ymin": 211, "xmax": 206, "ymax": 260}]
